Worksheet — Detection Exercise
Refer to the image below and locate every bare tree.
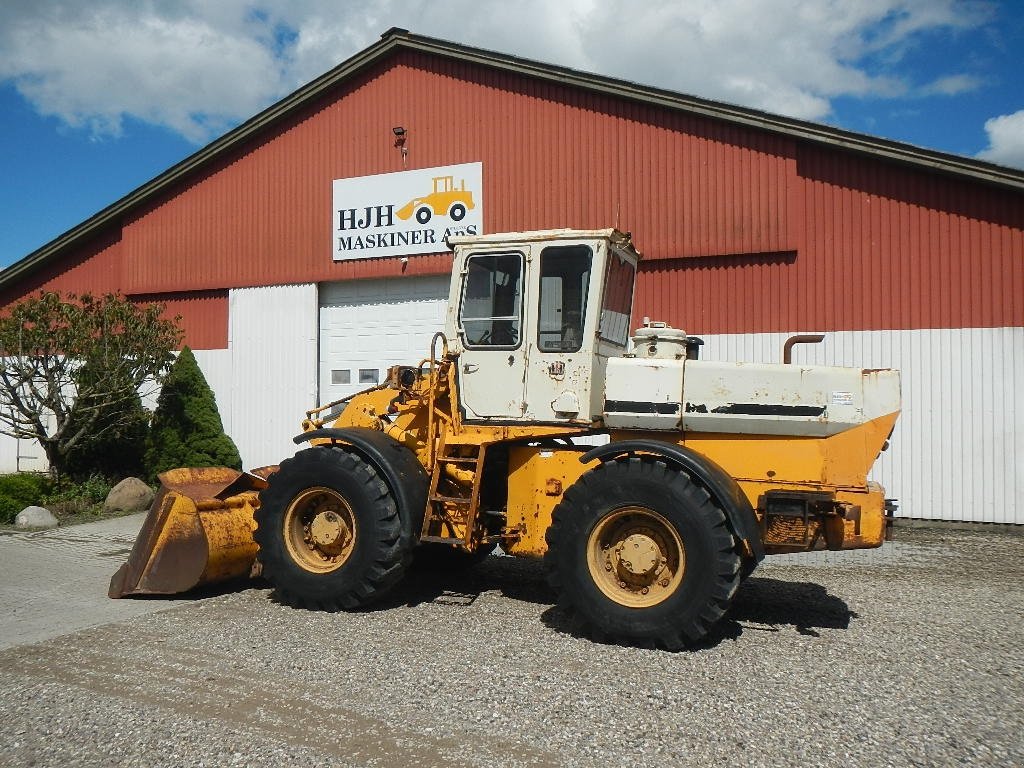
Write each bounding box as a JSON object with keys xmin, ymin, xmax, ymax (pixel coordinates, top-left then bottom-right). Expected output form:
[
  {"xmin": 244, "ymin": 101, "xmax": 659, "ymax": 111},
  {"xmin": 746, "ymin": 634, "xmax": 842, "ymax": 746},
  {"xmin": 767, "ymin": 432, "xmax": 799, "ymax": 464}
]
[{"xmin": 0, "ymin": 292, "xmax": 182, "ymax": 475}]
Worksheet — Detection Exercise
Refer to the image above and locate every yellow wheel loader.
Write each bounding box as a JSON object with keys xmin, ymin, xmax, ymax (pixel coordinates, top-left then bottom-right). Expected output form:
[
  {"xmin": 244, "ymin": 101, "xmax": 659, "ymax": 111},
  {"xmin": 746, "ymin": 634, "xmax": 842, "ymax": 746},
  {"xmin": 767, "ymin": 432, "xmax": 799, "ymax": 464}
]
[{"xmin": 111, "ymin": 228, "xmax": 900, "ymax": 649}]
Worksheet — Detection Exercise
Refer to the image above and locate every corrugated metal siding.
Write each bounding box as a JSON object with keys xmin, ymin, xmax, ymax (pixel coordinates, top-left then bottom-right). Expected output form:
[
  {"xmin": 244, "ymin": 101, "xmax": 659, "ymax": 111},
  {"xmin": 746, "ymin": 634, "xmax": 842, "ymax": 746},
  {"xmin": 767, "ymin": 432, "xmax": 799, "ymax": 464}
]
[
  {"xmin": 636, "ymin": 147, "xmax": 1022, "ymax": 334},
  {"xmin": 226, "ymin": 284, "xmax": 318, "ymax": 469},
  {"xmin": 0, "ymin": 229, "xmax": 123, "ymax": 307},
  {"xmin": 14, "ymin": 50, "xmax": 1021, "ymax": 338},
  {"xmin": 132, "ymin": 291, "xmax": 228, "ymax": 350},
  {"xmin": 696, "ymin": 327, "xmax": 1024, "ymax": 524},
  {"xmin": 120, "ymin": 51, "xmax": 793, "ymax": 294}
]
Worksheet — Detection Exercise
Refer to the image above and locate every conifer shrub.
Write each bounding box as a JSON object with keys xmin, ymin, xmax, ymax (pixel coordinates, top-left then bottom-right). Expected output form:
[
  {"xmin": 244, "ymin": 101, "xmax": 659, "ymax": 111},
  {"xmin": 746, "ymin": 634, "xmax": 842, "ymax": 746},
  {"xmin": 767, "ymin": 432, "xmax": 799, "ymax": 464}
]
[{"xmin": 144, "ymin": 347, "xmax": 241, "ymax": 480}]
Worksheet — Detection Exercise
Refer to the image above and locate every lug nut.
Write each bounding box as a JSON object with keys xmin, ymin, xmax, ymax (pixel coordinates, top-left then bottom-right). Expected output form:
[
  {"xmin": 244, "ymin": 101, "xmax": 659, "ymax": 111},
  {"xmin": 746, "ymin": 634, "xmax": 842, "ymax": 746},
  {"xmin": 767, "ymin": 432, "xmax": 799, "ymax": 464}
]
[
  {"xmin": 660, "ymin": 578, "xmax": 669, "ymax": 587},
  {"xmin": 641, "ymin": 587, "xmax": 649, "ymax": 595}
]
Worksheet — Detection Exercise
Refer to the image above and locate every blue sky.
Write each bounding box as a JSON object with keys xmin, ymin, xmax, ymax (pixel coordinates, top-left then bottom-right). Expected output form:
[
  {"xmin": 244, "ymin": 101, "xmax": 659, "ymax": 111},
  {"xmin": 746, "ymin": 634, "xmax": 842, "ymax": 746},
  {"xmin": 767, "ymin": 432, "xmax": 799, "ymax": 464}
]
[{"xmin": 1, "ymin": 1, "xmax": 1022, "ymax": 269}]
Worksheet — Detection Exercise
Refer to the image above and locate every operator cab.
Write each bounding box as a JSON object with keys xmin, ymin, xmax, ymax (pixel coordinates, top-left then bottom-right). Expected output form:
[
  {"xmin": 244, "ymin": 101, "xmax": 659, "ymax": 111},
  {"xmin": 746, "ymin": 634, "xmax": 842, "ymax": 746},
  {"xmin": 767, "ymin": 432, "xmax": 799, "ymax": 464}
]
[{"xmin": 445, "ymin": 228, "xmax": 639, "ymax": 424}]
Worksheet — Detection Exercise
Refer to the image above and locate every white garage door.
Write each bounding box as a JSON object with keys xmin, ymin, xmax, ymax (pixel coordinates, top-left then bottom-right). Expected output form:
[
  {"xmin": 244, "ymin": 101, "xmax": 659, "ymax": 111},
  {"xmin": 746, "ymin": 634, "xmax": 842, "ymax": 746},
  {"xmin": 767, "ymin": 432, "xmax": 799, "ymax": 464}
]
[{"xmin": 319, "ymin": 276, "xmax": 450, "ymax": 406}]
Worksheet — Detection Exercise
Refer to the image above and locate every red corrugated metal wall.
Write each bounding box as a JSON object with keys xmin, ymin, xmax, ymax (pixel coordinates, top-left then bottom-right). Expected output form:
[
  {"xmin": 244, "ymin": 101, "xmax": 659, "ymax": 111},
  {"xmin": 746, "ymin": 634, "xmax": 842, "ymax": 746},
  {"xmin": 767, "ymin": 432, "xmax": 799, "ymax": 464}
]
[
  {"xmin": 13, "ymin": 49, "xmax": 1024, "ymax": 339},
  {"xmin": 132, "ymin": 291, "xmax": 229, "ymax": 350},
  {"xmin": 120, "ymin": 52, "xmax": 794, "ymax": 293},
  {"xmin": 0, "ymin": 228, "xmax": 227, "ymax": 348},
  {"xmin": 0, "ymin": 228, "xmax": 124, "ymax": 302},
  {"xmin": 638, "ymin": 145, "xmax": 1023, "ymax": 335}
]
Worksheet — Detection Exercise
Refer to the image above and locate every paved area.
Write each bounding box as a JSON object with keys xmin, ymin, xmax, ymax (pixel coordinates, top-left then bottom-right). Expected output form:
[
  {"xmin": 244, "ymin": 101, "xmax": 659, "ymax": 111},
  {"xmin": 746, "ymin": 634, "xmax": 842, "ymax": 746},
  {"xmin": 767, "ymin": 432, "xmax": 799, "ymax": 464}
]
[
  {"xmin": 0, "ymin": 514, "xmax": 192, "ymax": 650},
  {"xmin": 0, "ymin": 523, "xmax": 1021, "ymax": 767}
]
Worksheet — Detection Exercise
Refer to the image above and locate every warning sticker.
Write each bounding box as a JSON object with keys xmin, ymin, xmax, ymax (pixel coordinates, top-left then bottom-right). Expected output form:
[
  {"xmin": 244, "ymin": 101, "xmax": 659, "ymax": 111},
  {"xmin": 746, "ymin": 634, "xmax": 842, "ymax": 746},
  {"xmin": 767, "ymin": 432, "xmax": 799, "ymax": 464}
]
[{"xmin": 831, "ymin": 391, "xmax": 854, "ymax": 406}]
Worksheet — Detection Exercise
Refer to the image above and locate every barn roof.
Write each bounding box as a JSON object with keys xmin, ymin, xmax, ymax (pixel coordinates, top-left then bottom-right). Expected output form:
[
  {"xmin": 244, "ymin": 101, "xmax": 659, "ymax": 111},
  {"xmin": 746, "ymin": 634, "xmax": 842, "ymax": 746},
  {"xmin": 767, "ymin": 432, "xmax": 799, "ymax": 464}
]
[{"xmin": 3, "ymin": 27, "xmax": 1022, "ymax": 291}]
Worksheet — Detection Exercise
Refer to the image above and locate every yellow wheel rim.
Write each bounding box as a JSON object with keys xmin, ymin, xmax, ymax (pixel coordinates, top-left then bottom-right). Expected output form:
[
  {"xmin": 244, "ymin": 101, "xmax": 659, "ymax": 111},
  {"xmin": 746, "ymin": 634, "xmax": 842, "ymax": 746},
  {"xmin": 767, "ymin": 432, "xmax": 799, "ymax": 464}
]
[
  {"xmin": 283, "ymin": 487, "xmax": 356, "ymax": 574},
  {"xmin": 586, "ymin": 506, "xmax": 685, "ymax": 608}
]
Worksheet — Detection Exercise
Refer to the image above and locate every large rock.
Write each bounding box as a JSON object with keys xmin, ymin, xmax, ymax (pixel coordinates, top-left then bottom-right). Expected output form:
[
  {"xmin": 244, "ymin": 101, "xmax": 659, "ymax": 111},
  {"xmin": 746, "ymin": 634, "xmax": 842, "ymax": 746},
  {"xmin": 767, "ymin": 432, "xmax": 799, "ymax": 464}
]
[
  {"xmin": 104, "ymin": 477, "xmax": 155, "ymax": 513},
  {"xmin": 15, "ymin": 506, "xmax": 58, "ymax": 529}
]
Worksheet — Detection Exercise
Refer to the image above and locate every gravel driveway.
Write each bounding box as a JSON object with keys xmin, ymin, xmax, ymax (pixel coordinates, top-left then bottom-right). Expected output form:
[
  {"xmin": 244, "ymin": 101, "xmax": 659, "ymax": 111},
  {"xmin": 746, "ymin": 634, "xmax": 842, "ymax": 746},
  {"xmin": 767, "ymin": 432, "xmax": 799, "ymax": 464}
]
[{"xmin": 0, "ymin": 524, "xmax": 1021, "ymax": 767}]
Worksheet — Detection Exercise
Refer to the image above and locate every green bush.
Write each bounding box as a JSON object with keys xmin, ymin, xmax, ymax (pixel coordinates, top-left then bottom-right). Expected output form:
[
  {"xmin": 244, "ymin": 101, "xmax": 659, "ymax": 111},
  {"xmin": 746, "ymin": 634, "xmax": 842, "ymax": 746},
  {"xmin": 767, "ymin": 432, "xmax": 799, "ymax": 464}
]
[
  {"xmin": 0, "ymin": 473, "xmax": 53, "ymax": 524},
  {"xmin": 0, "ymin": 493, "xmax": 21, "ymax": 525},
  {"xmin": 56, "ymin": 474, "xmax": 112, "ymax": 505},
  {"xmin": 42, "ymin": 475, "xmax": 114, "ymax": 518},
  {"xmin": 144, "ymin": 346, "xmax": 241, "ymax": 480}
]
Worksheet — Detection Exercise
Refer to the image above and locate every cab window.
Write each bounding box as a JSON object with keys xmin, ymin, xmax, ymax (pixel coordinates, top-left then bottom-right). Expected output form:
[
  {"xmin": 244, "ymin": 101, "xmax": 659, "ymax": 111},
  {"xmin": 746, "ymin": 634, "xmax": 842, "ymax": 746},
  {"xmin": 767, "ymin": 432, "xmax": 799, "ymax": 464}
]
[
  {"xmin": 599, "ymin": 251, "xmax": 635, "ymax": 346},
  {"xmin": 537, "ymin": 245, "xmax": 592, "ymax": 353},
  {"xmin": 459, "ymin": 252, "xmax": 523, "ymax": 347}
]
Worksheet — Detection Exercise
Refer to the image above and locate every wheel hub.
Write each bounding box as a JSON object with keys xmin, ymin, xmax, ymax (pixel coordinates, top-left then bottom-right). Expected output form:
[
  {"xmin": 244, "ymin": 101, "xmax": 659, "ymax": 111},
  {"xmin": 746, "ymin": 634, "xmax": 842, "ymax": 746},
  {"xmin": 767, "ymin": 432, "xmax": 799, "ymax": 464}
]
[
  {"xmin": 617, "ymin": 533, "xmax": 660, "ymax": 576},
  {"xmin": 283, "ymin": 487, "xmax": 357, "ymax": 573},
  {"xmin": 310, "ymin": 510, "xmax": 350, "ymax": 549},
  {"xmin": 587, "ymin": 507, "xmax": 685, "ymax": 608}
]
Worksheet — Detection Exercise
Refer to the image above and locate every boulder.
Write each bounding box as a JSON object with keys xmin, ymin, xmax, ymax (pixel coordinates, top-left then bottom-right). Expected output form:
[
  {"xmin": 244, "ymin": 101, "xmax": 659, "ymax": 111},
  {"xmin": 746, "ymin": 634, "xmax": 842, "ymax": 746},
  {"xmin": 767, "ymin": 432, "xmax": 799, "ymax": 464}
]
[
  {"xmin": 104, "ymin": 477, "xmax": 155, "ymax": 513},
  {"xmin": 15, "ymin": 506, "xmax": 58, "ymax": 529}
]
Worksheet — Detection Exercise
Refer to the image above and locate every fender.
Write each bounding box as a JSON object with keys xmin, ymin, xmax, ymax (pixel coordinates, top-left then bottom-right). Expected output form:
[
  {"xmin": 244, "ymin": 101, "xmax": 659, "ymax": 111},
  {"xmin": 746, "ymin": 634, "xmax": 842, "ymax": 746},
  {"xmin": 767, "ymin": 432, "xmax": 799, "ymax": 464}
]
[
  {"xmin": 579, "ymin": 440, "xmax": 765, "ymax": 562},
  {"xmin": 295, "ymin": 427, "xmax": 427, "ymax": 550}
]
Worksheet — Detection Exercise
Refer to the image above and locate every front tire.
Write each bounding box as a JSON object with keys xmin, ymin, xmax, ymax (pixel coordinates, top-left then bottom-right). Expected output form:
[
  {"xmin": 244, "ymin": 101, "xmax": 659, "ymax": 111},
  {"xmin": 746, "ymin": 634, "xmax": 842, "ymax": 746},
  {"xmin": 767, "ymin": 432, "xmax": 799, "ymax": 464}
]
[
  {"xmin": 544, "ymin": 457, "xmax": 740, "ymax": 649},
  {"xmin": 254, "ymin": 447, "xmax": 406, "ymax": 609}
]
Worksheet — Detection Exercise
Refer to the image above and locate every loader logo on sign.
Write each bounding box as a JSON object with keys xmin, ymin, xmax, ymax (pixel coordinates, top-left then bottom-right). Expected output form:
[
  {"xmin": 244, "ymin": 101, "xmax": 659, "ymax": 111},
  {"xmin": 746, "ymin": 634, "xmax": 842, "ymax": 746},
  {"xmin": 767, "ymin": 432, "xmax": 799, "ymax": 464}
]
[{"xmin": 332, "ymin": 162, "xmax": 483, "ymax": 261}]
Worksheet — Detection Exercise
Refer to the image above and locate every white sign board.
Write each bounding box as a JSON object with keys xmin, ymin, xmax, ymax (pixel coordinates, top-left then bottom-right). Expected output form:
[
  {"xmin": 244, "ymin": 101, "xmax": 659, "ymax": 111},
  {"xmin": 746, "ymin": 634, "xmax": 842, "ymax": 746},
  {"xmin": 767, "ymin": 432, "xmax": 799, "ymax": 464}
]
[{"xmin": 332, "ymin": 162, "xmax": 483, "ymax": 260}]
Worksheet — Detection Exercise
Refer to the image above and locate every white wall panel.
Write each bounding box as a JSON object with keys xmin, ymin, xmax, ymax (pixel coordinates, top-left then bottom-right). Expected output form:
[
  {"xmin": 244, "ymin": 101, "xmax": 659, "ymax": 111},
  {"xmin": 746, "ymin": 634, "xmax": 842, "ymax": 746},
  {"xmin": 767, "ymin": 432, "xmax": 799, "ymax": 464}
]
[
  {"xmin": 696, "ymin": 327, "xmax": 1023, "ymax": 524},
  {"xmin": 0, "ymin": 433, "xmax": 46, "ymax": 474},
  {"xmin": 225, "ymin": 284, "xmax": 318, "ymax": 470},
  {"xmin": 192, "ymin": 349, "xmax": 235, "ymax": 437}
]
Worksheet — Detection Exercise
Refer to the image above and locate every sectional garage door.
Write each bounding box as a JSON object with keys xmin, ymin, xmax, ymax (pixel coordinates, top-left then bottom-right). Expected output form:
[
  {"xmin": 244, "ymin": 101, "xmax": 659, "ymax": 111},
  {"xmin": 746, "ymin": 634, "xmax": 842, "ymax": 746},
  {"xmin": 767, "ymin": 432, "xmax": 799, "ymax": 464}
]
[{"xmin": 319, "ymin": 276, "xmax": 451, "ymax": 405}]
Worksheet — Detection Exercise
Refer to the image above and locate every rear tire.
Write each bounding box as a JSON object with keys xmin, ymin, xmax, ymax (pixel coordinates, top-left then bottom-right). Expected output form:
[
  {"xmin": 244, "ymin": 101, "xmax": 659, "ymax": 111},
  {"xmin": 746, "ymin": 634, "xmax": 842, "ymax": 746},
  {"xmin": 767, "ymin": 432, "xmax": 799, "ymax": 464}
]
[
  {"xmin": 254, "ymin": 447, "xmax": 406, "ymax": 609},
  {"xmin": 544, "ymin": 457, "xmax": 740, "ymax": 649}
]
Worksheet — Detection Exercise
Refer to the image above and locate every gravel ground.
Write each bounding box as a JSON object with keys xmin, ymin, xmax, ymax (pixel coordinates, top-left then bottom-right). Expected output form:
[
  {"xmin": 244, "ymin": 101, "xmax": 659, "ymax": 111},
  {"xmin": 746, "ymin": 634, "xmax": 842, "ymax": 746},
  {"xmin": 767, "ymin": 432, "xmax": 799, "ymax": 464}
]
[{"xmin": 0, "ymin": 525, "xmax": 1021, "ymax": 767}]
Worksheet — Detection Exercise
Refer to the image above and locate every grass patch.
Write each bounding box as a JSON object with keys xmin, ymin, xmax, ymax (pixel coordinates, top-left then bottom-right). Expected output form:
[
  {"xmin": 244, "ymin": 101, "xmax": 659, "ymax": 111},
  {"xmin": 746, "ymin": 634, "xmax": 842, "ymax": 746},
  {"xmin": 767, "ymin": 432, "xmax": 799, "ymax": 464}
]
[{"xmin": 0, "ymin": 473, "xmax": 155, "ymax": 529}]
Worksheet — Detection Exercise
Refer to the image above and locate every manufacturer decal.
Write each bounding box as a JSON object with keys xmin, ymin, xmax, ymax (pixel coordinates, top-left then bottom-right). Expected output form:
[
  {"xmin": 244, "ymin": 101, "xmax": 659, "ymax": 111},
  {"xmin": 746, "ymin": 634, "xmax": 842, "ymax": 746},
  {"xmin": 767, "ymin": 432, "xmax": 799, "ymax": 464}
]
[{"xmin": 830, "ymin": 391, "xmax": 854, "ymax": 406}]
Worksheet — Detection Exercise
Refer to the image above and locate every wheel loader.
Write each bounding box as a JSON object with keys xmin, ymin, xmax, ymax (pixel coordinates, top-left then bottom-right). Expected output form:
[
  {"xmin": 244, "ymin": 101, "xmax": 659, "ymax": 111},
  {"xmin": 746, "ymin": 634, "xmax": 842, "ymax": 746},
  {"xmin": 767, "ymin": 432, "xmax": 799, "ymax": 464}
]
[{"xmin": 110, "ymin": 228, "xmax": 901, "ymax": 649}]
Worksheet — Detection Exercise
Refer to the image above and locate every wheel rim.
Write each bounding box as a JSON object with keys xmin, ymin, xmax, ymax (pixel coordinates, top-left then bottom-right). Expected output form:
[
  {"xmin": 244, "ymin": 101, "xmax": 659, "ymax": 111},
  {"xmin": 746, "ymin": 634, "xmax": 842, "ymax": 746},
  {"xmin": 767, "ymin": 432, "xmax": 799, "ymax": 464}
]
[
  {"xmin": 586, "ymin": 506, "xmax": 685, "ymax": 608},
  {"xmin": 283, "ymin": 487, "xmax": 357, "ymax": 573}
]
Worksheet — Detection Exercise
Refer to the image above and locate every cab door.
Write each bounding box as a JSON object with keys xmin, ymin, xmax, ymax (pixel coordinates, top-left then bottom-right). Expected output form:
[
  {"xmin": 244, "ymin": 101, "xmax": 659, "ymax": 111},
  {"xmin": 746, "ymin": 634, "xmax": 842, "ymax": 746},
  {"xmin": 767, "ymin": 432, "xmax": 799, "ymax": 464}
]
[
  {"xmin": 524, "ymin": 243, "xmax": 597, "ymax": 423},
  {"xmin": 454, "ymin": 249, "xmax": 530, "ymax": 420}
]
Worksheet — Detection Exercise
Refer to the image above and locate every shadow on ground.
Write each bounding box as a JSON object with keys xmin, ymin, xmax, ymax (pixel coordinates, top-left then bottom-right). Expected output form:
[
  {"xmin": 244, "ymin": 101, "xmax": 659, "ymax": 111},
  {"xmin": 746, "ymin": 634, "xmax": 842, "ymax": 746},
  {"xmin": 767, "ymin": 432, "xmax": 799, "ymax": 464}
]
[{"xmin": 265, "ymin": 555, "xmax": 857, "ymax": 650}]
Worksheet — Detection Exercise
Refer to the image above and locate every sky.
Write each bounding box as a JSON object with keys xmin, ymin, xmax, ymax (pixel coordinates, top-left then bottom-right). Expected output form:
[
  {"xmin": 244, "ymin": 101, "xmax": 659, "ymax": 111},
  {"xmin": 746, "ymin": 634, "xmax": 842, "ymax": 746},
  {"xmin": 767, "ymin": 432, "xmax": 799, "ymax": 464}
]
[{"xmin": 1, "ymin": 0, "xmax": 1022, "ymax": 268}]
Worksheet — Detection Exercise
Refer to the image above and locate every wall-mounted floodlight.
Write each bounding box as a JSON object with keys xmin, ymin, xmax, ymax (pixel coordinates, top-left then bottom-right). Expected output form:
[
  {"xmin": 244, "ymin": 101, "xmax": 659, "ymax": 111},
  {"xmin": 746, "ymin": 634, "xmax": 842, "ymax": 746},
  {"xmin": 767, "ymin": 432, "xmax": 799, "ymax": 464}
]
[{"xmin": 393, "ymin": 126, "xmax": 408, "ymax": 166}]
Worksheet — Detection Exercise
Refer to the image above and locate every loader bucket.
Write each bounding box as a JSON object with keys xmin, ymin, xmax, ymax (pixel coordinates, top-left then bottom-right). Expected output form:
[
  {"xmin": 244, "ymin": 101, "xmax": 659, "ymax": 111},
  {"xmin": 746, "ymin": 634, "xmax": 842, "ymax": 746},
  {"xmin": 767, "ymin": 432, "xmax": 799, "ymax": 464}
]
[{"xmin": 108, "ymin": 467, "xmax": 271, "ymax": 598}]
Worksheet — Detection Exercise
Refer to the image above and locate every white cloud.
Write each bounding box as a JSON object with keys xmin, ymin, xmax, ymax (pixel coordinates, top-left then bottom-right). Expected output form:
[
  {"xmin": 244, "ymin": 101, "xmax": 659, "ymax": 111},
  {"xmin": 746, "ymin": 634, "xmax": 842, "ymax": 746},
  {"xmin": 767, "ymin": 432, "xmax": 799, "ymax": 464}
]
[
  {"xmin": 920, "ymin": 74, "xmax": 984, "ymax": 96},
  {"xmin": 0, "ymin": 0, "xmax": 995, "ymax": 142},
  {"xmin": 977, "ymin": 110, "xmax": 1024, "ymax": 169},
  {"xmin": 0, "ymin": 1, "xmax": 286, "ymax": 141}
]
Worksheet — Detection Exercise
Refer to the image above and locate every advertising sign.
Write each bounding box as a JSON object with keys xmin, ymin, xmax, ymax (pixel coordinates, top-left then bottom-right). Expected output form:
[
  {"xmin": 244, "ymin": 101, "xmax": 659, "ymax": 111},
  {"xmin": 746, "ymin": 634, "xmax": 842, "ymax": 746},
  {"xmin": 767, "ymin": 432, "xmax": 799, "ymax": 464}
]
[{"xmin": 332, "ymin": 162, "xmax": 483, "ymax": 261}]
